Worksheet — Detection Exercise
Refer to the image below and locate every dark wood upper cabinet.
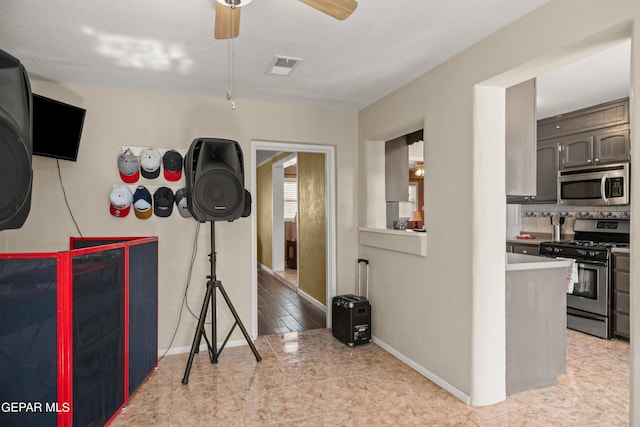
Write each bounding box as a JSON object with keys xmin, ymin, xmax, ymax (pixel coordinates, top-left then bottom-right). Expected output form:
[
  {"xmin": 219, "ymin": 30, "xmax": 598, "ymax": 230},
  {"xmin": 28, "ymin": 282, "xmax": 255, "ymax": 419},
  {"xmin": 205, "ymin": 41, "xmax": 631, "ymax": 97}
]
[
  {"xmin": 514, "ymin": 97, "xmax": 630, "ymax": 204},
  {"xmin": 537, "ymin": 98, "xmax": 629, "ymax": 140},
  {"xmin": 535, "ymin": 140, "xmax": 559, "ymax": 203},
  {"xmin": 538, "ymin": 98, "xmax": 630, "ymax": 170}
]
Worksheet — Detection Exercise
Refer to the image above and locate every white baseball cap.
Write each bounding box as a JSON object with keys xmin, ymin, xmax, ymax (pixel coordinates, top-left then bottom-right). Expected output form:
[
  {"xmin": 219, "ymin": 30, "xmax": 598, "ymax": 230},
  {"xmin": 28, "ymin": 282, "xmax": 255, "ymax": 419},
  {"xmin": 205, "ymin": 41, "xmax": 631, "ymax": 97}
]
[
  {"xmin": 139, "ymin": 148, "xmax": 162, "ymax": 179},
  {"xmin": 109, "ymin": 185, "xmax": 133, "ymax": 217}
]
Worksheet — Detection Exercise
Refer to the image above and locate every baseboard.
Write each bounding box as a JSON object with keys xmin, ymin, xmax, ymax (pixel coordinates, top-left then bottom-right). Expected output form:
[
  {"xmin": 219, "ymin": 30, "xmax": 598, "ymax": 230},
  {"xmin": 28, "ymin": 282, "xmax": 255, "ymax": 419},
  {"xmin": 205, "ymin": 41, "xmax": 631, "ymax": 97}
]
[
  {"xmin": 371, "ymin": 335, "xmax": 471, "ymax": 405},
  {"xmin": 297, "ymin": 288, "xmax": 327, "ymax": 312},
  {"xmin": 258, "ymin": 263, "xmax": 274, "ymax": 275},
  {"xmin": 159, "ymin": 338, "xmax": 251, "ymax": 357}
]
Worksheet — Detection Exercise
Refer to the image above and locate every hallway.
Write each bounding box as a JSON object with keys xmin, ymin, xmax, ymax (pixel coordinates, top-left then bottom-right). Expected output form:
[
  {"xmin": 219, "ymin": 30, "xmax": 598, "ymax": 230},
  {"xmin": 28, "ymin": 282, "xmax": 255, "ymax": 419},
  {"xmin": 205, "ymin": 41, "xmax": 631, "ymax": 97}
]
[{"xmin": 257, "ymin": 268, "xmax": 325, "ymax": 336}]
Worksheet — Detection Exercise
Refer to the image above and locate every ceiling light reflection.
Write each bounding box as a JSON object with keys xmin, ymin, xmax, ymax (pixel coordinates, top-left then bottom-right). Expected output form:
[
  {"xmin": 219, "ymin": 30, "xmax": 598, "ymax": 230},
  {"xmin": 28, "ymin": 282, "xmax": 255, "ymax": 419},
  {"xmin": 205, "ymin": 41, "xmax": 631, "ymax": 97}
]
[{"xmin": 80, "ymin": 25, "xmax": 193, "ymax": 74}]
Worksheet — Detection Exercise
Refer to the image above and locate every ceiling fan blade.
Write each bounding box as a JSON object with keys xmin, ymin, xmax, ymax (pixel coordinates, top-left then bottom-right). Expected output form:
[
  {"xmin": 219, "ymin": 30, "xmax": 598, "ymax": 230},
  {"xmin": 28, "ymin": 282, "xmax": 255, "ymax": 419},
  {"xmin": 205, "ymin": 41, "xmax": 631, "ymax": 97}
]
[
  {"xmin": 298, "ymin": 0, "xmax": 358, "ymax": 20},
  {"xmin": 214, "ymin": 2, "xmax": 241, "ymax": 40}
]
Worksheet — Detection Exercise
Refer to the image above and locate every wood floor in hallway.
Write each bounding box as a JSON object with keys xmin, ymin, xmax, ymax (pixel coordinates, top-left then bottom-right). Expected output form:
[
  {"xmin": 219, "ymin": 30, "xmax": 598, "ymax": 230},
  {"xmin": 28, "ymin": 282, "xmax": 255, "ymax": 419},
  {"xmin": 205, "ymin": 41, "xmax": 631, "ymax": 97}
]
[{"xmin": 257, "ymin": 268, "xmax": 325, "ymax": 336}]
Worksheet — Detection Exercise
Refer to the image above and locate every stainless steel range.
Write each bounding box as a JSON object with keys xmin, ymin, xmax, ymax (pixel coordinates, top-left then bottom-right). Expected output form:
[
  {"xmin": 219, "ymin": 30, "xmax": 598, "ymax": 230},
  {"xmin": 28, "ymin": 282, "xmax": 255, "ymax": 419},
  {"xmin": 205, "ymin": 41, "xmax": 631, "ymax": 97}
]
[{"xmin": 539, "ymin": 218, "xmax": 630, "ymax": 339}]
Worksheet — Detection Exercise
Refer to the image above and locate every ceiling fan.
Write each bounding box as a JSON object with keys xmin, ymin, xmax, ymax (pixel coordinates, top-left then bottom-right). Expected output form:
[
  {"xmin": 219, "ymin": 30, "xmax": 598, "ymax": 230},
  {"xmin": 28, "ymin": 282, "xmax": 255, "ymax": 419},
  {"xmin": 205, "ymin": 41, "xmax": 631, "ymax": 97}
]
[{"xmin": 214, "ymin": 0, "xmax": 358, "ymax": 40}]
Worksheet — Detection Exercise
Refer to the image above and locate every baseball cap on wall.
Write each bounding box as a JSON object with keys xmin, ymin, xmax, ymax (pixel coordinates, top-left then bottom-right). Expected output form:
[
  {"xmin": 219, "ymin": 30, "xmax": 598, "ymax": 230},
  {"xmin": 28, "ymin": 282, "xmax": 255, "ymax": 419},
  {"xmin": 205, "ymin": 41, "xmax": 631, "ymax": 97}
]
[
  {"xmin": 133, "ymin": 186, "xmax": 153, "ymax": 219},
  {"xmin": 153, "ymin": 186, "xmax": 174, "ymax": 217},
  {"xmin": 174, "ymin": 188, "xmax": 191, "ymax": 218},
  {"xmin": 140, "ymin": 148, "xmax": 162, "ymax": 179},
  {"xmin": 117, "ymin": 149, "xmax": 140, "ymax": 183},
  {"xmin": 163, "ymin": 150, "xmax": 183, "ymax": 181},
  {"xmin": 109, "ymin": 185, "xmax": 133, "ymax": 217}
]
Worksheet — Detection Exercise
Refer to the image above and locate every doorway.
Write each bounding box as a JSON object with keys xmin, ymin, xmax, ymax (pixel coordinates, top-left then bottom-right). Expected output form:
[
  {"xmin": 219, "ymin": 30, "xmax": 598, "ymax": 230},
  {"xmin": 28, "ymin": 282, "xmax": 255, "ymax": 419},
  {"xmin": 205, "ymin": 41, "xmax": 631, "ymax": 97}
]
[
  {"xmin": 250, "ymin": 141, "xmax": 336, "ymax": 337},
  {"xmin": 271, "ymin": 153, "xmax": 298, "ymax": 290}
]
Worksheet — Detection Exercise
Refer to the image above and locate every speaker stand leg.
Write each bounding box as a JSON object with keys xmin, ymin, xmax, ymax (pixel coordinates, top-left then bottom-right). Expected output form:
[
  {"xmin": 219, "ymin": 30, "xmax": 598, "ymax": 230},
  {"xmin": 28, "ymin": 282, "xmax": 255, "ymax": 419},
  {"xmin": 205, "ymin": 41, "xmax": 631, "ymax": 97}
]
[
  {"xmin": 182, "ymin": 222, "xmax": 261, "ymax": 385},
  {"xmin": 181, "ymin": 277, "xmax": 215, "ymax": 384}
]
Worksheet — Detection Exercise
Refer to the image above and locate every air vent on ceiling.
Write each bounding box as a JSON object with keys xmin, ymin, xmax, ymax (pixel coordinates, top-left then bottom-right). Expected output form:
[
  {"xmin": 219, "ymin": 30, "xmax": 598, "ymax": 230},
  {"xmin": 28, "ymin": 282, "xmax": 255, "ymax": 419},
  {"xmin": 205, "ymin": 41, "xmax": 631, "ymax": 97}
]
[{"xmin": 267, "ymin": 55, "xmax": 302, "ymax": 76}]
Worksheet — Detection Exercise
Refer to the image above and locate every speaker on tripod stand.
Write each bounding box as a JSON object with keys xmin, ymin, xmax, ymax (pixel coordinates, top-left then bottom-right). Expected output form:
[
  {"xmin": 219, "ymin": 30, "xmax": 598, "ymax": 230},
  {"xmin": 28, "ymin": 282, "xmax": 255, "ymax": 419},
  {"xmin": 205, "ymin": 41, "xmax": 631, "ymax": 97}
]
[
  {"xmin": 184, "ymin": 137, "xmax": 251, "ymax": 222},
  {"xmin": 182, "ymin": 138, "xmax": 261, "ymax": 385},
  {"xmin": 0, "ymin": 49, "xmax": 32, "ymax": 231}
]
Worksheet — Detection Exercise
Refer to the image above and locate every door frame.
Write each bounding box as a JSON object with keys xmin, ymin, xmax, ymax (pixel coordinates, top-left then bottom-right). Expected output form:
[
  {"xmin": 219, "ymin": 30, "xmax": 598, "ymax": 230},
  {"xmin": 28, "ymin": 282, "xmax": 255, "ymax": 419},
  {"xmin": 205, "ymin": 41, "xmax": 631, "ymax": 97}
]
[
  {"xmin": 250, "ymin": 140, "xmax": 337, "ymax": 337},
  {"xmin": 271, "ymin": 153, "xmax": 298, "ymax": 275}
]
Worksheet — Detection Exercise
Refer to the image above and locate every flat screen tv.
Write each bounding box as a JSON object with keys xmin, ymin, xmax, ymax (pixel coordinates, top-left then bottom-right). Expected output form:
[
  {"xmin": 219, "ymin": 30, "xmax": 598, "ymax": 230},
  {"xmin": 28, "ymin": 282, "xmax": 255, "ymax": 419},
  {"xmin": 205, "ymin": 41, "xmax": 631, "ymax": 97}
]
[{"xmin": 32, "ymin": 93, "xmax": 86, "ymax": 161}]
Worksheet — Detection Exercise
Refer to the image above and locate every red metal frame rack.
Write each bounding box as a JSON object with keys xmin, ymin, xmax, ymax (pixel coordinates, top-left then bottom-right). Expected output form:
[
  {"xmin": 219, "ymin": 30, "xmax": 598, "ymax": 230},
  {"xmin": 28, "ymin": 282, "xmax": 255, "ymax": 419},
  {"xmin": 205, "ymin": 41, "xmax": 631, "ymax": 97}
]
[{"xmin": 0, "ymin": 236, "xmax": 158, "ymax": 427}]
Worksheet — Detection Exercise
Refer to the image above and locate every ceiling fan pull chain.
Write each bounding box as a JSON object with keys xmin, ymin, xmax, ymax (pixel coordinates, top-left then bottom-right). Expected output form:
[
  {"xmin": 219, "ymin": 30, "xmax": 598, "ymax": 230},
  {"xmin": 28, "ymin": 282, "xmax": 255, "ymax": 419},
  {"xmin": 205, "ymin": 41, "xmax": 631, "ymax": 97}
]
[
  {"xmin": 226, "ymin": 38, "xmax": 232, "ymax": 101},
  {"xmin": 231, "ymin": 37, "xmax": 236, "ymax": 110},
  {"xmin": 225, "ymin": 4, "xmax": 236, "ymax": 110}
]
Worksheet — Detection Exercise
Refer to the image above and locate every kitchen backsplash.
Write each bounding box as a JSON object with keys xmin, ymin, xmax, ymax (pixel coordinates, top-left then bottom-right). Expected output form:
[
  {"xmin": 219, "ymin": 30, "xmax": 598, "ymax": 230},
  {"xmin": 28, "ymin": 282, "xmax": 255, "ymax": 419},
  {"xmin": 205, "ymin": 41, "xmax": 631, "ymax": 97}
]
[{"xmin": 519, "ymin": 204, "xmax": 630, "ymax": 235}]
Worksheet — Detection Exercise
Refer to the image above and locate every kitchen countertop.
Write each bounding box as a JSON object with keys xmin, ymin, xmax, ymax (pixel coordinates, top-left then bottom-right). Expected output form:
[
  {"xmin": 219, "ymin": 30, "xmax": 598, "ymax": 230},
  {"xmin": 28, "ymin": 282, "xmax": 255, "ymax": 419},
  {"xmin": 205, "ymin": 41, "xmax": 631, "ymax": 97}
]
[
  {"xmin": 506, "ymin": 232, "xmax": 575, "ymax": 245},
  {"xmin": 611, "ymin": 247, "xmax": 631, "ymax": 254},
  {"xmin": 506, "ymin": 237, "xmax": 547, "ymax": 245},
  {"xmin": 505, "ymin": 252, "xmax": 571, "ymax": 271},
  {"xmin": 506, "ymin": 234, "xmax": 550, "ymax": 245}
]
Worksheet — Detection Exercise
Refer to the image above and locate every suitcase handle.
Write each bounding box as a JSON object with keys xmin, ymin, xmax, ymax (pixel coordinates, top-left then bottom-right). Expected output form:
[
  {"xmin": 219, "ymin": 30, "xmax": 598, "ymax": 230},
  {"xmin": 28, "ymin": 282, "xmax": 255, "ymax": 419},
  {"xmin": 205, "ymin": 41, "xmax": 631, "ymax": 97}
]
[{"xmin": 357, "ymin": 259, "xmax": 369, "ymax": 298}]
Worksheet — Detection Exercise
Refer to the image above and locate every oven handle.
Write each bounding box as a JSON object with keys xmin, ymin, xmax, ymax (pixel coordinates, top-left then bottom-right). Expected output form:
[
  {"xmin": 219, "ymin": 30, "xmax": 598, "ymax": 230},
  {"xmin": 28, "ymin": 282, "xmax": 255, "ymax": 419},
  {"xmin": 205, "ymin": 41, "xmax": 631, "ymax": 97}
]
[
  {"xmin": 601, "ymin": 175, "xmax": 608, "ymax": 204},
  {"xmin": 576, "ymin": 260, "xmax": 608, "ymax": 268}
]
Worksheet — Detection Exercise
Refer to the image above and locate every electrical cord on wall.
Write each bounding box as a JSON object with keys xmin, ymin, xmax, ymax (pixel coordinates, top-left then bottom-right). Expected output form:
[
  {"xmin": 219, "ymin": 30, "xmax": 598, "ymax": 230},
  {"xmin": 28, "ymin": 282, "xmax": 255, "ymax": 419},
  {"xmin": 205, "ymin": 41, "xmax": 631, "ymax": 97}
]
[
  {"xmin": 57, "ymin": 159, "xmax": 83, "ymax": 238},
  {"xmin": 184, "ymin": 221, "xmax": 204, "ymax": 321},
  {"xmin": 158, "ymin": 221, "xmax": 201, "ymax": 361}
]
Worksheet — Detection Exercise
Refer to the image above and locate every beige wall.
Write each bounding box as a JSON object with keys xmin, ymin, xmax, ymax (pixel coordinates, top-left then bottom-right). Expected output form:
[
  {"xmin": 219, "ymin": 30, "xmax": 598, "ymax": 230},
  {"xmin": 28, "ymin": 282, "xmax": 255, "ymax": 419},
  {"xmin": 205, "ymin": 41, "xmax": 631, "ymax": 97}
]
[
  {"xmin": 298, "ymin": 152, "xmax": 326, "ymax": 305},
  {"xmin": 256, "ymin": 159, "xmax": 273, "ymax": 268},
  {"xmin": 256, "ymin": 152, "xmax": 291, "ymax": 269},
  {"xmin": 358, "ymin": 0, "xmax": 640, "ymax": 410},
  {"xmin": 3, "ymin": 81, "xmax": 358, "ymax": 355}
]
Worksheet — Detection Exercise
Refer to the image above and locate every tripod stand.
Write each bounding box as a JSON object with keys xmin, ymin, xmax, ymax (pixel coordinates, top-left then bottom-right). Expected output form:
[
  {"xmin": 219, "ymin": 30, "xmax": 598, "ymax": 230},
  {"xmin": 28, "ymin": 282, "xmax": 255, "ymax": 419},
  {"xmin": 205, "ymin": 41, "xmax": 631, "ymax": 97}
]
[{"xmin": 182, "ymin": 222, "xmax": 261, "ymax": 384}]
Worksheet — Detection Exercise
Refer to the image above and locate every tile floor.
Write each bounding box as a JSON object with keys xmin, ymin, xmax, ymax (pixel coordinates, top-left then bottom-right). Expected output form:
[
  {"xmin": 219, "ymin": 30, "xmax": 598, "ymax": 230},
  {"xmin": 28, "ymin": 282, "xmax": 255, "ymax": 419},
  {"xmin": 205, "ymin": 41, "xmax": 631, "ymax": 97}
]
[{"xmin": 111, "ymin": 329, "xmax": 629, "ymax": 426}]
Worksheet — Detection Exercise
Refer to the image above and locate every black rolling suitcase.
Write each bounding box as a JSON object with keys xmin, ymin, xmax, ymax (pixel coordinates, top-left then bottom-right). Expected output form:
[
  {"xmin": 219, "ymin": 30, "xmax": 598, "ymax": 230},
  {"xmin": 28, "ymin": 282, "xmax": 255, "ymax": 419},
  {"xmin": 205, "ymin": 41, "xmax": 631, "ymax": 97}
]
[{"xmin": 332, "ymin": 259, "xmax": 371, "ymax": 346}]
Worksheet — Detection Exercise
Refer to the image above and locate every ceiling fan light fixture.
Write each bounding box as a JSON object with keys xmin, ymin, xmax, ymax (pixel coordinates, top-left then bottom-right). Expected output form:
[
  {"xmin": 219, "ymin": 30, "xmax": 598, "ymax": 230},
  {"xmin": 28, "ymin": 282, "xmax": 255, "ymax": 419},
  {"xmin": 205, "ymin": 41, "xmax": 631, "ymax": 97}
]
[{"xmin": 216, "ymin": 0, "xmax": 254, "ymax": 7}]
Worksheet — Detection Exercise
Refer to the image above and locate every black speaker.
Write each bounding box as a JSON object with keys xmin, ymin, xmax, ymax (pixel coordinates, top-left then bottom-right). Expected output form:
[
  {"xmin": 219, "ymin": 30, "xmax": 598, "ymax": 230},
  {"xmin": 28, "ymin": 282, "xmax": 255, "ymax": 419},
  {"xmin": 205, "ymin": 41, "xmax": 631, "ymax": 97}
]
[
  {"xmin": 185, "ymin": 138, "xmax": 251, "ymax": 222},
  {"xmin": 0, "ymin": 49, "xmax": 32, "ymax": 231}
]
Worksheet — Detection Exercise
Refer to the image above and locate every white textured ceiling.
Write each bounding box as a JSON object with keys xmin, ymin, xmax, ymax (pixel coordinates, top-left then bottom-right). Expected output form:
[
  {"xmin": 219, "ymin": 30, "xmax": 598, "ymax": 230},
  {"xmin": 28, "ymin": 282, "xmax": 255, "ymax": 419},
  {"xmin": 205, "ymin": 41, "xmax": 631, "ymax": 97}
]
[
  {"xmin": 536, "ymin": 39, "xmax": 631, "ymax": 119},
  {"xmin": 1, "ymin": 0, "xmax": 552, "ymax": 110},
  {"xmin": 0, "ymin": 0, "xmax": 629, "ymax": 114}
]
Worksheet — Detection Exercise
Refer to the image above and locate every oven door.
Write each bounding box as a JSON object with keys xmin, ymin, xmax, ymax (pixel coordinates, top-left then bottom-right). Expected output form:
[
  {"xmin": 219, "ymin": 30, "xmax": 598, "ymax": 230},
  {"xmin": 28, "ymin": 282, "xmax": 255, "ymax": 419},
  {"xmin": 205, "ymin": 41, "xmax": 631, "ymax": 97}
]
[{"xmin": 567, "ymin": 260, "xmax": 609, "ymax": 317}]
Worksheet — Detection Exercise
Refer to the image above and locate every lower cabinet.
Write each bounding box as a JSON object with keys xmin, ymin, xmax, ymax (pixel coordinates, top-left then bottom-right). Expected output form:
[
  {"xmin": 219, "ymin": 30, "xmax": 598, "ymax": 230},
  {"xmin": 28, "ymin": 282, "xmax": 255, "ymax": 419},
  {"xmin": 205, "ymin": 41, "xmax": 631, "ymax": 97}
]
[
  {"xmin": 506, "ymin": 242, "xmax": 539, "ymax": 256},
  {"xmin": 612, "ymin": 251, "xmax": 630, "ymax": 339},
  {"xmin": 506, "ymin": 262, "xmax": 567, "ymax": 394}
]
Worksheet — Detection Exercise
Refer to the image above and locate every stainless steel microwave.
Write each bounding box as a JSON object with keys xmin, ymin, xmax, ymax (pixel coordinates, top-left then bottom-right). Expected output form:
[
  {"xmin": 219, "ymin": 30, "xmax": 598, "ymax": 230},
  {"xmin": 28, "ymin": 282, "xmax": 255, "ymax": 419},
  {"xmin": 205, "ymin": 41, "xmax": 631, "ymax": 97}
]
[{"xmin": 558, "ymin": 163, "xmax": 630, "ymax": 206}]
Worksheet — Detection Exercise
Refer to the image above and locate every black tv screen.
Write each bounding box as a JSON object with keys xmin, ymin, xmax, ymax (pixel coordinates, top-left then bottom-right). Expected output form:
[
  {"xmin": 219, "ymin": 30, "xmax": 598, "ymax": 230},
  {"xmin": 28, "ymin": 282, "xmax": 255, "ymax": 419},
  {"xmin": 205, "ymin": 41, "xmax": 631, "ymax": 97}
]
[{"xmin": 32, "ymin": 94, "xmax": 86, "ymax": 161}]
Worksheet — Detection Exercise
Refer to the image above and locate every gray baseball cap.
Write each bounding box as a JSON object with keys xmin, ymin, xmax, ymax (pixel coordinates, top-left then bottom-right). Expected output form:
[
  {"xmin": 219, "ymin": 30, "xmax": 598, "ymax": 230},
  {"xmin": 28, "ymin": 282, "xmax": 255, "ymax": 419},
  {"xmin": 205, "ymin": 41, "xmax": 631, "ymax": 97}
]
[
  {"xmin": 174, "ymin": 188, "xmax": 191, "ymax": 218},
  {"xmin": 117, "ymin": 149, "xmax": 139, "ymax": 183}
]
